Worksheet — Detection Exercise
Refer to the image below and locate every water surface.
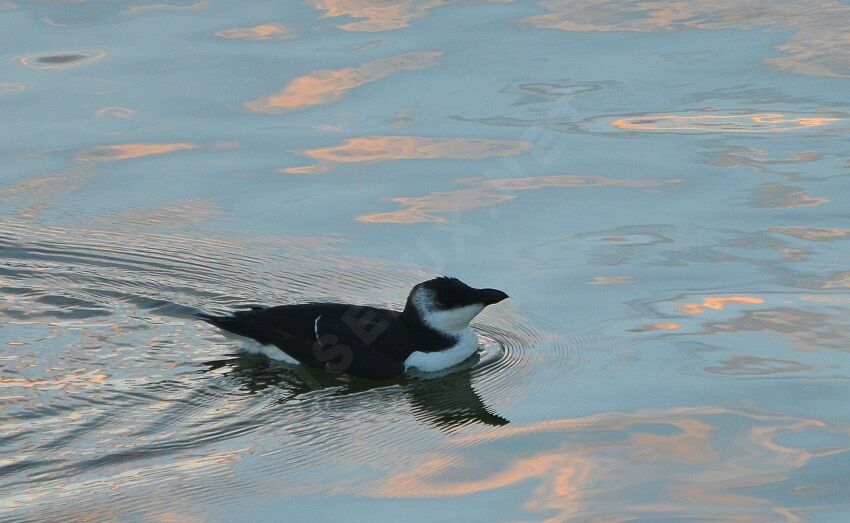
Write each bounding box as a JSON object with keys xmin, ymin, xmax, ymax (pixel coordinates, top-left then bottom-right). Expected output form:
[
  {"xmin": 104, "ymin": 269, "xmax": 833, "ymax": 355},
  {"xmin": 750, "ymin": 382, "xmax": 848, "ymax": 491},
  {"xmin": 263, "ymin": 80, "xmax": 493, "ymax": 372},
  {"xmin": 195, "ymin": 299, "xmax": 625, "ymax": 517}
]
[{"xmin": 2, "ymin": 1, "xmax": 850, "ymax": 521}]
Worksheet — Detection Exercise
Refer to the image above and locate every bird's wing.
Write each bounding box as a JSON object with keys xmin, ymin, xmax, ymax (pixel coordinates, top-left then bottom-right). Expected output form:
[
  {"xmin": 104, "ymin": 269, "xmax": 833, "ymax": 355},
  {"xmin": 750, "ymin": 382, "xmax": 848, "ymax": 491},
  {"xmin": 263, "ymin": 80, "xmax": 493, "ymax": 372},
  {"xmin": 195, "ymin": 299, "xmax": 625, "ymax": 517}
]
[
  {"xmin": 311, "ymin": 313, "xmax": 405, "ymax": 380},
  {"xmin": 198, "ymin": 305, "xmax": 405, "ymax": 379}
]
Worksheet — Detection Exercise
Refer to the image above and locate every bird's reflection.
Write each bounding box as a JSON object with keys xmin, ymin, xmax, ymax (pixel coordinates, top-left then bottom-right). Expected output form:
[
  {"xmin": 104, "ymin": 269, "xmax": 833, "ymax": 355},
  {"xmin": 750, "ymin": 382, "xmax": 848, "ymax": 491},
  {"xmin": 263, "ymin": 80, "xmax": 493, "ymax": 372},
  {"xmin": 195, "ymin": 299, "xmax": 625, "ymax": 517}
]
[{"xmin": 201, "ymin": 354, "xmax": 508, "ymax": 431}]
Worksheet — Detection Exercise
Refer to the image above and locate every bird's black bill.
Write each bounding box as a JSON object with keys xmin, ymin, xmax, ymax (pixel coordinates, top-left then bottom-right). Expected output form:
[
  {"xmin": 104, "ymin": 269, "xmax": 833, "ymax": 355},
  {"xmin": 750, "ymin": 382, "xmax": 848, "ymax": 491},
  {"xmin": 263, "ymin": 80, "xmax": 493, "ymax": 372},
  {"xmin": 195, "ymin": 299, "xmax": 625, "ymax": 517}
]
[{"xmin": 475, "ymin": 288, "xmax": 509, "ymax": 305}]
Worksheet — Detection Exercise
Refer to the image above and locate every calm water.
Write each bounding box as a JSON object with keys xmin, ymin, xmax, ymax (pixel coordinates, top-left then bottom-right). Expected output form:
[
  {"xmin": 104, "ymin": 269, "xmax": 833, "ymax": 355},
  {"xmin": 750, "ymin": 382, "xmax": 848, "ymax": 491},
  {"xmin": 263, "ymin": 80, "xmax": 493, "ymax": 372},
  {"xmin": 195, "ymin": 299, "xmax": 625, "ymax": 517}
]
[{"xmin": 2, "ymin": 1, "xmax": 850, "ymax": 521}]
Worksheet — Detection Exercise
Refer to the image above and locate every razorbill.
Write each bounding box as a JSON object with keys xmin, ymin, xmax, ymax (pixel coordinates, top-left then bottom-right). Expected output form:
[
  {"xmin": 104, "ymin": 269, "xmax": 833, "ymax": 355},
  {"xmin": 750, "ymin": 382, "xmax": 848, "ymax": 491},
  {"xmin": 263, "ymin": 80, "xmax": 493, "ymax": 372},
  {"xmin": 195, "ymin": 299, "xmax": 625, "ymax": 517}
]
[{"xmin": 196, "ymin": 277, "xmax": 508, "ymax": 380}]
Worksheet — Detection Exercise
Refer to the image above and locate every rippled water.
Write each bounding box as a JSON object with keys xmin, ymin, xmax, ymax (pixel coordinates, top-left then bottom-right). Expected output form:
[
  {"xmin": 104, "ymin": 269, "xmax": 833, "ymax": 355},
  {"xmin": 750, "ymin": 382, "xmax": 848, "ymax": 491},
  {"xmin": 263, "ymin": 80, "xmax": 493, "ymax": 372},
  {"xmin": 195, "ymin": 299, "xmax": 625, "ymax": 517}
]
[{"xmin": 2, "ymin": 1, "xmax": 850, "ymax": 521}]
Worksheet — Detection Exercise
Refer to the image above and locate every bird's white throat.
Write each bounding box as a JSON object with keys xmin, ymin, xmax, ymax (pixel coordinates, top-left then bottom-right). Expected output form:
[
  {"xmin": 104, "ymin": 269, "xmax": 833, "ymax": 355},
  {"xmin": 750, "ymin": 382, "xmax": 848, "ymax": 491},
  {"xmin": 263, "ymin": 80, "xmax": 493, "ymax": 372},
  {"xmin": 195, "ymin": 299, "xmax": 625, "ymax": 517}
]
[{"xmin": 411, "ymin": 288, "xmax": 485, "ymax": 334}]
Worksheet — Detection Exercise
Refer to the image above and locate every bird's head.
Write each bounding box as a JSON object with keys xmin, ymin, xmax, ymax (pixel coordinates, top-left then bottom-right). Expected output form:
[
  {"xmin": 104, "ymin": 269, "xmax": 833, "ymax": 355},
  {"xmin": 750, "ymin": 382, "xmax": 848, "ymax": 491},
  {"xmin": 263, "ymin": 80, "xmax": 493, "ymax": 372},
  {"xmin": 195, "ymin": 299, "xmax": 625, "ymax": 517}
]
[{"xmin": 403, "ymin": 276, "xmax": 509, "ymax": 334}]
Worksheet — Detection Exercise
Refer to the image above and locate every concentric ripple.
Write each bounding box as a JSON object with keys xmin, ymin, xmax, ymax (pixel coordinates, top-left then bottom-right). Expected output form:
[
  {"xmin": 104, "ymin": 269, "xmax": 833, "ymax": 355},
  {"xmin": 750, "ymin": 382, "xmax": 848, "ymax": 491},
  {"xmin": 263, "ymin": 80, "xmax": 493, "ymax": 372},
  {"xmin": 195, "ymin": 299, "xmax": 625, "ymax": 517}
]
[{"xmin": 0, "ymin": 219, "xmax": 610, "ymax": 520}]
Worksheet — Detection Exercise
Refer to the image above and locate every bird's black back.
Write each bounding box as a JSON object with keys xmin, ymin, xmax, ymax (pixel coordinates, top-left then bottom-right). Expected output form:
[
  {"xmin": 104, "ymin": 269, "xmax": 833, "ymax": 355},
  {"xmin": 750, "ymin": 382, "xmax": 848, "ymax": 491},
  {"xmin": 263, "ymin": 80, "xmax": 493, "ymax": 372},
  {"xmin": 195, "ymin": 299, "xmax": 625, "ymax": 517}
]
[{"xmin": 198, "ymin": 302, "xmax": 455, "ymax": 379}]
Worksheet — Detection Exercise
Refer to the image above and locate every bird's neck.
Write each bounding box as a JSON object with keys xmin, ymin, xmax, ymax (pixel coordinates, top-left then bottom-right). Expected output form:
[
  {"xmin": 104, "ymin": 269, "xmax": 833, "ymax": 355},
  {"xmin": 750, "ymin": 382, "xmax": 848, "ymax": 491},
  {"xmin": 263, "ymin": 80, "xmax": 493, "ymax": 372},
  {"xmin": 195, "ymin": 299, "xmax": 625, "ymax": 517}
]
[{"xmin": 401, "ymin": 305, "xmax": 458, "ymax": 345}]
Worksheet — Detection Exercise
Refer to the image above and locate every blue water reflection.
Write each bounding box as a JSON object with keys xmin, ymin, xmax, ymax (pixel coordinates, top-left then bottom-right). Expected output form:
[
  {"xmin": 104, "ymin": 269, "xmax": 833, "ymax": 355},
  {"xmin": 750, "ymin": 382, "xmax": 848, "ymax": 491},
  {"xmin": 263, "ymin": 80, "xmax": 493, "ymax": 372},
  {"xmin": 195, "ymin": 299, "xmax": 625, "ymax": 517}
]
[{"xmin": 2, "ymin": 1, "xmax": 850, "ymax": 520}]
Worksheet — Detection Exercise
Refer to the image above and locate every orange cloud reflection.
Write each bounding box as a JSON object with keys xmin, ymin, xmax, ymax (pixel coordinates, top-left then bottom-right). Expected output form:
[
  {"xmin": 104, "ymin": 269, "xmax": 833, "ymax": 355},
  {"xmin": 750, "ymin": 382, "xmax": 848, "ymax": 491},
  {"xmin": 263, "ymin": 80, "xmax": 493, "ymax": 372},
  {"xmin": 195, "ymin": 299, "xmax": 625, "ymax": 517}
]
[
  {"xmin": 750, "ymin": 183, "xmax": 827, "ymax": 208},
  {"xmin": 122, "ymin": 0, "xmax": 209, "ymax": 16},
  {"xmin": 678, "ymin": 296, "xmax": 765, "ymax": 315},
  {"xmin": 314, "ymin": 0, "xmax": 442, "ymax": 31},
  {"xmin": 611, "ymin": 113, "xmax": 841, "ymax": 133},
  {"xmin": 4, "ymin": 142, "xmax": 201, "ymax": 221},
  {"xmin": 313, "ymin": 0, "xmax": 510, "ymax": 32},
  {"xmin": 1, "ymin": 82, "xmax": 26, "ymax": 92},
  {"xmin": 711, "ymin": 147, "xmax": 823, "ymax": 173},
  {"xmin": 704, "ymin": 356, "xmax": 814, "ymax": 376},
  {"xmin": 372, "ymin": 407, "xmax": 850, "ymax": 521},
  {"xmin": 78, "ymin": 143, "xmax": 197, "ymax": 163},
  {"xmin": 473, "ymin": 175, "xmax": 682, "ymax": 190},
  {"xmin": 245, "ymin": 52, "xmax": 441, "ymax": 113},
  {"xmin": 375, "ymin": 452, "xmax": 593, "ymax": 503},
  {"xmin": 304, "ymin": 135, "xmax": 529, "ymax": 163},
  {"xmin": 769, "ymin": 227, "xmax": 850, "ymax": 242},
  {"xmin": 359, "ymin": 175, "xmax": 680, "ymax": 223},
  {"xmin": 631, "ymin": 322, "xmax": 682, "ymax": 332},
  {"xmin": 360, "ymin": 188, "xmax": 516, "ymax": 223},
  {"xmin": 0, "ymin": 370, "xmax": 108, "ymax": 390},
  {"xmin": 518, "ymin": 0, "xmax": 850, "ymax": 77},
  {"xmin": 701, "ymin": 306, "xmax": 850, "ymax": 351},
  {"xmin": 95, "ymin": 106, "xmax": 136, "ymax": 119},
  {"xmin": 821, "ymin": 272, "xmax": 850, "ymax": 289},
  {"xmin": 215, "ymin": 23, "xmax": 294, "ymax": 40}
]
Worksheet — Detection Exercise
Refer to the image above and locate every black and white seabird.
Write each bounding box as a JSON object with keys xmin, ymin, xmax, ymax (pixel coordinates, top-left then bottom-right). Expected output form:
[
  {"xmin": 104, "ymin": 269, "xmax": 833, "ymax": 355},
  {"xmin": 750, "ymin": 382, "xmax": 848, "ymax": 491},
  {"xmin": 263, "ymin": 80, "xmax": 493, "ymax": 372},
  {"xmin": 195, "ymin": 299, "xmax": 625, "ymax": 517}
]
[{"xmin": 197, "ymin": 277, "xmax": 508, "ymax": 380}]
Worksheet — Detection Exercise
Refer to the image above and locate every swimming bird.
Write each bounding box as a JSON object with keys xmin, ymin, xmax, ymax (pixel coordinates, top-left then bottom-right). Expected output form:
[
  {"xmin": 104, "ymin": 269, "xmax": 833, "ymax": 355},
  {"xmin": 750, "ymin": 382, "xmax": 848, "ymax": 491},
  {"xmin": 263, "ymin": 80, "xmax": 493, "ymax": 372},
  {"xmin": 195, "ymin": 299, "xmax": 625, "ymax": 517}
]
[{"xmin": 197, "ymin": 277, "xmax": 508, "ymax": 380}]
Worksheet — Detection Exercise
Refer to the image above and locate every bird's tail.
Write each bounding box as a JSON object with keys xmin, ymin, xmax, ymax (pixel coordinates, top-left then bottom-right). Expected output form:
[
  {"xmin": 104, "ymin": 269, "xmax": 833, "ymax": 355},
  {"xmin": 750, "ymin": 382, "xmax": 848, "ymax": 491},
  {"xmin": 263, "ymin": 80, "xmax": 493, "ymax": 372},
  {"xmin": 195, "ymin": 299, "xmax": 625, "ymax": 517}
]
[
  {"xmin": 195, "ymin": 309, "xmax": 302, "ymax": 356},
  {"xmin": 194, "ymin": 311, "xmax": 226, "ymax": 325},
  {"xmin": 195, "ymin": 308, "xmax": 276, "ymax": 341},
  {"xmin": 195, "ymin": 312, "xmax": 247, "ymax": 336}
]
